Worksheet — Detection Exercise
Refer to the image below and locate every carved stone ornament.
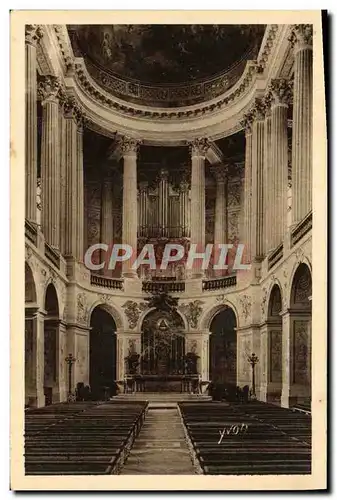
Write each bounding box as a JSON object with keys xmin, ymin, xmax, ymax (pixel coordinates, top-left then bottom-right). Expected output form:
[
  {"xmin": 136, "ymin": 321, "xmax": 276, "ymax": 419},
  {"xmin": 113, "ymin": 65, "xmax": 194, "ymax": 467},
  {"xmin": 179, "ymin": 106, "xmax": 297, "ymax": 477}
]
[
  {"xmin": 25, "ymin": 24, "xmax": 43, "ymax": 46},
  {"xmin": 117, "ymin": 136, "xmax": 141, "ymax": 156},
  {"xmin": 38, "ymin": 75, "xmax": 61, "ymax": 102},
  {"xmin": 289, "ymin": 24, "xmax": 313, "ymax": 52},
  {"xmin": 77, "ymin": 293, "xmax": 88, "ymax": 324},
  {"xmin": 190, "ymin": 138, "xmax": 211, "ymax": 157},
  {"xmin": 270, "ymin": 79, "xmax": 292, "ymax": 106},
  {"xmin": 261, "ymin": 287, "xmax": 268, "ymax": 319},
  {"xmin": 240, "ymin": 111, "xmax": 254, "ymax": 135},
  {"xmin": 239, "ymin": 294, "xmax": 252, "ymax": 321},
  {"xmin": 122, "ymin": 301, "xmax": 147, "ymax": 330},
  {"xmin": 179, "ymin": 300, "xmax": 204, "ymax": 329},
  {"xmin": 251, "ymin": 97, "xmax": 266, "ymax": 121}
]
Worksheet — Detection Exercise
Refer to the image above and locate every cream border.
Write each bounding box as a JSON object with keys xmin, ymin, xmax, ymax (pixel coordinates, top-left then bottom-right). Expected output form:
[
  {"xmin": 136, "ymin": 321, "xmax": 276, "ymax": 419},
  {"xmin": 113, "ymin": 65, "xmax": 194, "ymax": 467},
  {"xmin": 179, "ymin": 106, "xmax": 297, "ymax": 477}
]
[{"xmin": 11, "ymin": 10, "xmax": 327, "ymax": 491}]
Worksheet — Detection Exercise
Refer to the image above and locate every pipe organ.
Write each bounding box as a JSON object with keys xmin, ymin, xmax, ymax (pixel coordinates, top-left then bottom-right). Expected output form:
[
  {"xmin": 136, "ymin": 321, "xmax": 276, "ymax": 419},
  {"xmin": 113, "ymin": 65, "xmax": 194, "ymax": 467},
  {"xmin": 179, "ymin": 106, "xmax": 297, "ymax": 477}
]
[{"xmin": 137, "ymin": 168, "xmax": 191, "ymax": 280}]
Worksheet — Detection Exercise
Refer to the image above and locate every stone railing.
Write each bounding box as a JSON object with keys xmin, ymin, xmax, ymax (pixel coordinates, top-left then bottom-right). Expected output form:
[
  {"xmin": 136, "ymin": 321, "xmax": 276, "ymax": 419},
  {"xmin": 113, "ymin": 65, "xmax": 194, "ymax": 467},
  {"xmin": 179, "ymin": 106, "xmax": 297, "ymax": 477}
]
[
  {"xmin": 202, "ymin": 275, "xmax": 237, "ymax": 291},
  {"xmin": 90, "ymin": 273, "xmax": 124, "ymax": 290},
  {"xmin": 291, "ymin": 211, "xmax": 313, "ymax": 248},
  {"xmin": 44, "ymin": 242, "xmax": 60, "ymax": 269},
  {"xmin": 25, "ymin": 219, "xmax": 38, "ymax": 246},
  {"xmin": 142, "ymin": 281, "xmax": 185, "ymax": 293},
  {"xmin": 268, "ymin": 243, "xmax": 284, "ymax": 271}
]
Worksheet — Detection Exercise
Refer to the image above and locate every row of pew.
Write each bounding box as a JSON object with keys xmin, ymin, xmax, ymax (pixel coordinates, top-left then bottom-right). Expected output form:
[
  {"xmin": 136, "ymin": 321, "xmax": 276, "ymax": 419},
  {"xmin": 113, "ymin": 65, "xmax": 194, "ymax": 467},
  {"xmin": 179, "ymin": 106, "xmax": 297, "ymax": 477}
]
[
  {"xmin": 179, "ymin": 401, "xmax": 311, "ymax": 475},
  {"xmin": 25, "ymin": 400, "xmax": 148, "ymax": 475}
]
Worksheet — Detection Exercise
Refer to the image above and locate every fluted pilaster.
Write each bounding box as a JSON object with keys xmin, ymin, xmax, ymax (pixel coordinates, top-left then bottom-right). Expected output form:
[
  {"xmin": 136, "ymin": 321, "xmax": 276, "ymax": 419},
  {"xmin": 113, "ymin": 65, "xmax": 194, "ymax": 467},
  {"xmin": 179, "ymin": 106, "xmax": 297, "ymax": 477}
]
[
  {"xmin": 119, "ymin": 136, "xmax": 140, "ymax": 278},
  {"xmin": 39, "ymin": 75, "xmax": 61, "ymax": 248},
  {"xmin": 270, "ymin": 79, "xmax": 291, "ymax": 248},
  {"xmin": 290, "ymin": 24, "xmax": 313, "ymax": 223},
  {"xmin": 212, "ymin": 165, "xmax": 228, "ymax": 276},
  {"xmin": 190, "ymin": 138, "xmax": 209, "ymax": 277},
  {"xmin": 25, "ymin": 25, "xmax": 42, "ymax": 223},
  {"xmin": 251, "ymin": 98, "xmax": 265, "ymax": 259},
  {"xmin": 241, "ymin": 113, "xmax": 254, "ymax": 262},
  {"xmin": 263, "ymin": 94, "xmax": 273, "ymax": 252},
  {"xmin": 62, "ymin": 97, "xmax": 78, "ymax": 257},
  {"xmin": 76, "ymin": 118, "xmax": 84, "ymax": 261}
]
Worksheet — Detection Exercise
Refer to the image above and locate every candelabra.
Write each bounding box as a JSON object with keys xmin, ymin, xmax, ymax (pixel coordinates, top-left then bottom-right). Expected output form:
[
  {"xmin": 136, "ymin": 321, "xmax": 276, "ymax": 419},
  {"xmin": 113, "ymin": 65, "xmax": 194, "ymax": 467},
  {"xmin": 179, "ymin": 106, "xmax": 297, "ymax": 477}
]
[
  {"xmin": 247, "ymin": 352, "xmax": 259, "ymax": 400},
  {"xmin": 65, "ymin": 353, "xmax": 76, "ymax": 402}
]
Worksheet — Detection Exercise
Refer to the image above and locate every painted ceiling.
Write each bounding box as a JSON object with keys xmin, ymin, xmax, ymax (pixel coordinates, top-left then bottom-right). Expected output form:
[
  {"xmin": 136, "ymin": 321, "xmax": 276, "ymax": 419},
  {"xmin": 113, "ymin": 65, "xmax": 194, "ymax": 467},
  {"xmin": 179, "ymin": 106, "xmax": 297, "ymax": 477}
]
[{"xmin": 69, "ymin": 25, "xmax": 265, "ymax": 85}]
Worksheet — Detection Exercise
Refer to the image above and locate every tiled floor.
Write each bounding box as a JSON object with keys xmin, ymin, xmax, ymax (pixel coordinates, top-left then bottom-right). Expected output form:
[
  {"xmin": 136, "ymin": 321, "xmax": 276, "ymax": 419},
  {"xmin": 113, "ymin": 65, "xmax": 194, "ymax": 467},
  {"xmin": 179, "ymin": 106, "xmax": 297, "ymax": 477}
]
[{"xmin": 119, "ymin": 407, "xmax": 196, "ymax": 475}]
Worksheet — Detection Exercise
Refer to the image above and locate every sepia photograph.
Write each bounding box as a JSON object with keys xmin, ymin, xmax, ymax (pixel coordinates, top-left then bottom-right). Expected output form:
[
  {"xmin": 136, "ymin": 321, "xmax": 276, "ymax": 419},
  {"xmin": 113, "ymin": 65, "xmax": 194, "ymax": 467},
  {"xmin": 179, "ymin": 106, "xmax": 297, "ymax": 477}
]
[{"xmin": 10, "ymin": 10, "xmax": 327, "ymax": 491}]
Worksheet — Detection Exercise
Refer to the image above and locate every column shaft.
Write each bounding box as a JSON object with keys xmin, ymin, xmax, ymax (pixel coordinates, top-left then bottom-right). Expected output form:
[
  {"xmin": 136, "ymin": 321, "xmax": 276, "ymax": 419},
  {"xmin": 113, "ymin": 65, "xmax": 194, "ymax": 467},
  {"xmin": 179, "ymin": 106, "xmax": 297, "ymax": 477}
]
[
  {"xmin": 76, "ymin": 124, "xmax": 84, "ymax": 261},
  {"xmin": 120, "ymin": 137, "xmax": 139, "ymax": 278},
  {"xmin": 251, "ymin": 102, "xmax": 265, "ymax": 259},
  {"xmin": 64, "ymin": 111, "xmax": 78, "ymax": 256},
  {"xmin": 25, "ymin": 26, "xmax": 42, "ymax": 223},
  {"xmin": 241, "ymin": 115, "xmax": 253, "ymax": 263},
  {"xmin": 264, "ymin": 111, "xmax": 272, "ymax": 252},
  {"xmin": 40, "ymin": 76, "xmax": 61, "ymax": 248},
  {"xmin": 291, "ymin": 26, "xmax": 313, "ymax": 223}
]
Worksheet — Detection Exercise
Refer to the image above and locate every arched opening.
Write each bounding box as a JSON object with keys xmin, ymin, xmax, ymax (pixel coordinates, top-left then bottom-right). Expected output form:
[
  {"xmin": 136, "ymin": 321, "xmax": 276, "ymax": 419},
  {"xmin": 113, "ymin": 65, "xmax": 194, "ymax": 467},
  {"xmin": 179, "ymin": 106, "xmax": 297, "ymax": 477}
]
[
  {"xmin": 209, "ymin": 306, "xmax": 237, "ymax": 385},
  {"xmin": 290, "ymin": 263, "xmax": 312, "ymax": 406},
  {"xmin": 140, "ymin": 309, "xmax": 185, "ymax": 391},
  {"xmin": 44, "ymin": 283, "xmax": 59, "ymax": 405},
  {"xmin": 89, "ymin": 306, "xmax": 117, "ymax": 399},
  {"xmin": 25, "ymin": 263, "xmax": 37, "ymax": 407},
  {"xmin": 266, "ymin": 284, "xmax": 283, "ymax": 404}
]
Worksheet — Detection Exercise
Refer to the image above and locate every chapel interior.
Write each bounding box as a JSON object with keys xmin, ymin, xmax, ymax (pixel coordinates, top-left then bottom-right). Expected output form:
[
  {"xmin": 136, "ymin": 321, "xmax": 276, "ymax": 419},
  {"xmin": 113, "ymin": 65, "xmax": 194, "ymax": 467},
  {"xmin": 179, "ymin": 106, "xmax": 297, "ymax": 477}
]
[{"xmin": 25, "ymin": 23, "xmax": 313, "ymax": 413}]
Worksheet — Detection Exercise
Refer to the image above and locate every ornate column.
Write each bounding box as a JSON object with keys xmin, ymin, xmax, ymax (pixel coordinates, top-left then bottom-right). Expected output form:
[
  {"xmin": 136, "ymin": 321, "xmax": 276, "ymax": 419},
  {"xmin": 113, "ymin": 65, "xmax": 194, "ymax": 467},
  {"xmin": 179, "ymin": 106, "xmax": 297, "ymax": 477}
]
[
  {"xmin": 270, "ymin": 79, "xmax": 291, "ymax": 248},
  {"xmin": 190, "ymin": 138, "xmax": 209, "ymax": 278},
  {"xmin": 251, "ymin": 98, "xmax": 265, "ymax": 260},
  {"xmin": 241, "ymin": 113, "xmax": 254, "ymax": 262},
  {"xmin": 25, "ymin": 25, "xmax": 42, "ymax": 223},
  {"xmin": 39, "ymin": 75, "xmax": 61, "ymax": 248},
  {"xmin": 62, "ymin": 97, "xmax": 78, "ymax": 258},
  {"xmin": 120, "ymin": 136, "xmax": 140, "ymax": 278},
  {"xmin": 263, "ymin": 94, "xmax": 273, "ymax": 253},
  {"xmin": 76, "ymin": 116, "xmax": 84, "ymax": 261},
  {"xmin": 212, "ymin": 165, "xmax": 228, "ymax": 275},
  {"xmin": 290, "ymin": 25, "xmax": 313, "ymax": 223}
]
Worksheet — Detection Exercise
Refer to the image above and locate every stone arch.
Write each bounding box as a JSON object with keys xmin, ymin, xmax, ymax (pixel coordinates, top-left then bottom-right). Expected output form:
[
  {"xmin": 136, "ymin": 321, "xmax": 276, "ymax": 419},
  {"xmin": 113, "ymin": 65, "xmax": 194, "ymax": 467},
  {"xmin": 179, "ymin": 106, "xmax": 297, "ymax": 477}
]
[
  {"xmin": 290, "ymin": 262, "xmax": 312, "ymax": 309},
  {"xmin": 209, "ymin": 305, "xmax": 237, "ymax": 385},
  {"xmin": 43, "ymin": 282, "xmax": 60, "ymax": 405},
  {"xmin": 89, "ymin": 304, "xmax": 118, "ymax": 399},
  {"xmin": 267, "ymin": 283, "xmax": 283, "ymax": 319},
  {"xmin": 25, "ymin": 261, "xmax": 37, "ymax": 303},
  {"xmin": 87, "ymin": 299, "xmax": 123, "ymax": 330},
  {"xmin": 200, "ymin": 299, "xmax": 239, "ymax": 332}
]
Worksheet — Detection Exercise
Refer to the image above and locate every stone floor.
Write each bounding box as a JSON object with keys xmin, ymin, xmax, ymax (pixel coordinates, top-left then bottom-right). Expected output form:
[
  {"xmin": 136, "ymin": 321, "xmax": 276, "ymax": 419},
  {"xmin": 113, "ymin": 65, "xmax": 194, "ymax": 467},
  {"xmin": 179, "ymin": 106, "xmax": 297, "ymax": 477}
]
[{"xmin": 119, "ymin": 407, "xmax": 196, "ymax": 475}]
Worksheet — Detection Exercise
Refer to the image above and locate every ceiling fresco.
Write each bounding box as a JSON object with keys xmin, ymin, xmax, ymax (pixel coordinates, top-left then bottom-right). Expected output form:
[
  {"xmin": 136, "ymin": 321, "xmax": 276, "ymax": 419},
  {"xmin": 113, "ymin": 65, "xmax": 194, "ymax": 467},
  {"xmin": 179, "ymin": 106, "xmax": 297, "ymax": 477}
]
[{"xmin": 69, "ymin": 25, "xmax": 265, "ymax": 85}]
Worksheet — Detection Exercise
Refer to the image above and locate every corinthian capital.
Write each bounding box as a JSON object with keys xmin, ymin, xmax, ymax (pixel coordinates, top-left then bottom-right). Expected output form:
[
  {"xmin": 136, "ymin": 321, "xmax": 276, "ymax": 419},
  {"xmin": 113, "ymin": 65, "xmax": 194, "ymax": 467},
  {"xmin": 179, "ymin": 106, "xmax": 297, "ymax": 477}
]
[
  {"xmin": 240, "ymin": 111, "xmax": 254, "ymax": 135},
  {"xmin": 251, "ymin": 98, "xmax": 266, "ymax": 121},
  {"xmin": 38, "ymin": 75, "xmax": 61, "ymax": 103},
  {"xmin": 118, "ymin": 136, "xmax": 141, "ymax": 156},
  {"xmin": 289, "ymin": 24, "xmax": 313, "ymax": 52},
  {"xmin": 270, "ymin": 79, "xmax": 292, "ymax": 106},
  {"xmin": 25, "ymin": 24, "xmax": 43, "ymax": 46},
  {"xmin": 190, "ymin": 138, "xmax": 210, "ymax": 157}
]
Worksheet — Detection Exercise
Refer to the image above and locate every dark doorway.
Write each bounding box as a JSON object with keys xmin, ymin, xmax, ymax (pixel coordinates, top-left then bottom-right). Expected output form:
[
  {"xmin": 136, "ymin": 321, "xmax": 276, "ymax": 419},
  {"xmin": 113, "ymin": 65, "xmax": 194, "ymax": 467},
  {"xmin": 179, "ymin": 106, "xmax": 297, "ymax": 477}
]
[
  {"xmin": 89, "ymin": 307, "xmax": 117, "ymax": 399},
  {"xmin": 209, "ymin": 307, "xmax": 237, "ymax": 384}
]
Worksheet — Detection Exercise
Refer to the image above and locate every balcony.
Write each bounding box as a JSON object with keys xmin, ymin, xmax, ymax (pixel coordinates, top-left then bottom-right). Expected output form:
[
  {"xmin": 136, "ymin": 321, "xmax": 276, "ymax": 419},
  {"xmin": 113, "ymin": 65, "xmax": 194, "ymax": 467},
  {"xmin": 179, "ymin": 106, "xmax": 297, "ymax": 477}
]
[
  {"xmin": 268, "ymin": 243, "xmax": 283, "ymax": 271},
  {"xmin": 142, "ymin": 281, "xmax": 185, "ymax": 293},
  {"xmin": 202, "ymin": 275, "xmax": 237, "ymax": 291},
  {"xmin": 44, "ymin": 242, "xmax": 60, "ymax": 269},
  {"xmin": 90, "ymin": 273, "xmax": 124, "ymax": 290},
  {"xmin": 138, "ymin": 225, "xmax": 190, "ymax": 239},
  {"xmin": 25, "ymin": 219, "xmax": 38, "ymax": 246},
  {"xmin": 291, "ymin": 211, "xmax": 312, "ymax": 248}
]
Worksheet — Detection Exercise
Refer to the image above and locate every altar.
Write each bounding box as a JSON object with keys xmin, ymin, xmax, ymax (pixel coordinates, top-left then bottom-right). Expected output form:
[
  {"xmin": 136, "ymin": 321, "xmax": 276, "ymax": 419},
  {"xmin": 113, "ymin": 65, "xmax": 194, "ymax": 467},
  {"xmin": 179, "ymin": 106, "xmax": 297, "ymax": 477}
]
[{"xmin": 123, "ymin": 374, "xmax": 201, "ymax": 394}]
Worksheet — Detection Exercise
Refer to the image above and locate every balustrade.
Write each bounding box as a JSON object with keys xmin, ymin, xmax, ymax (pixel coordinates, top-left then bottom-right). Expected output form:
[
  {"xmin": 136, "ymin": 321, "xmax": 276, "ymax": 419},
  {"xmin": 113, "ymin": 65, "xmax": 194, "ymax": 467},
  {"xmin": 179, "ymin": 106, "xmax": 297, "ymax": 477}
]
[
  {"xmin": 90, "ymin": 273, "xmax": 124, "ymax": 290},
  {"xmin": 202, "ymin": 275, "xmax": 237, "ymax": 291},
  {"xmin": 291, "ymin": 211, "xmax": 312, "ymax": 247},
  {"xmin": 142, "ymin": 281, "xmax": 185, "ymax": 293}
]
